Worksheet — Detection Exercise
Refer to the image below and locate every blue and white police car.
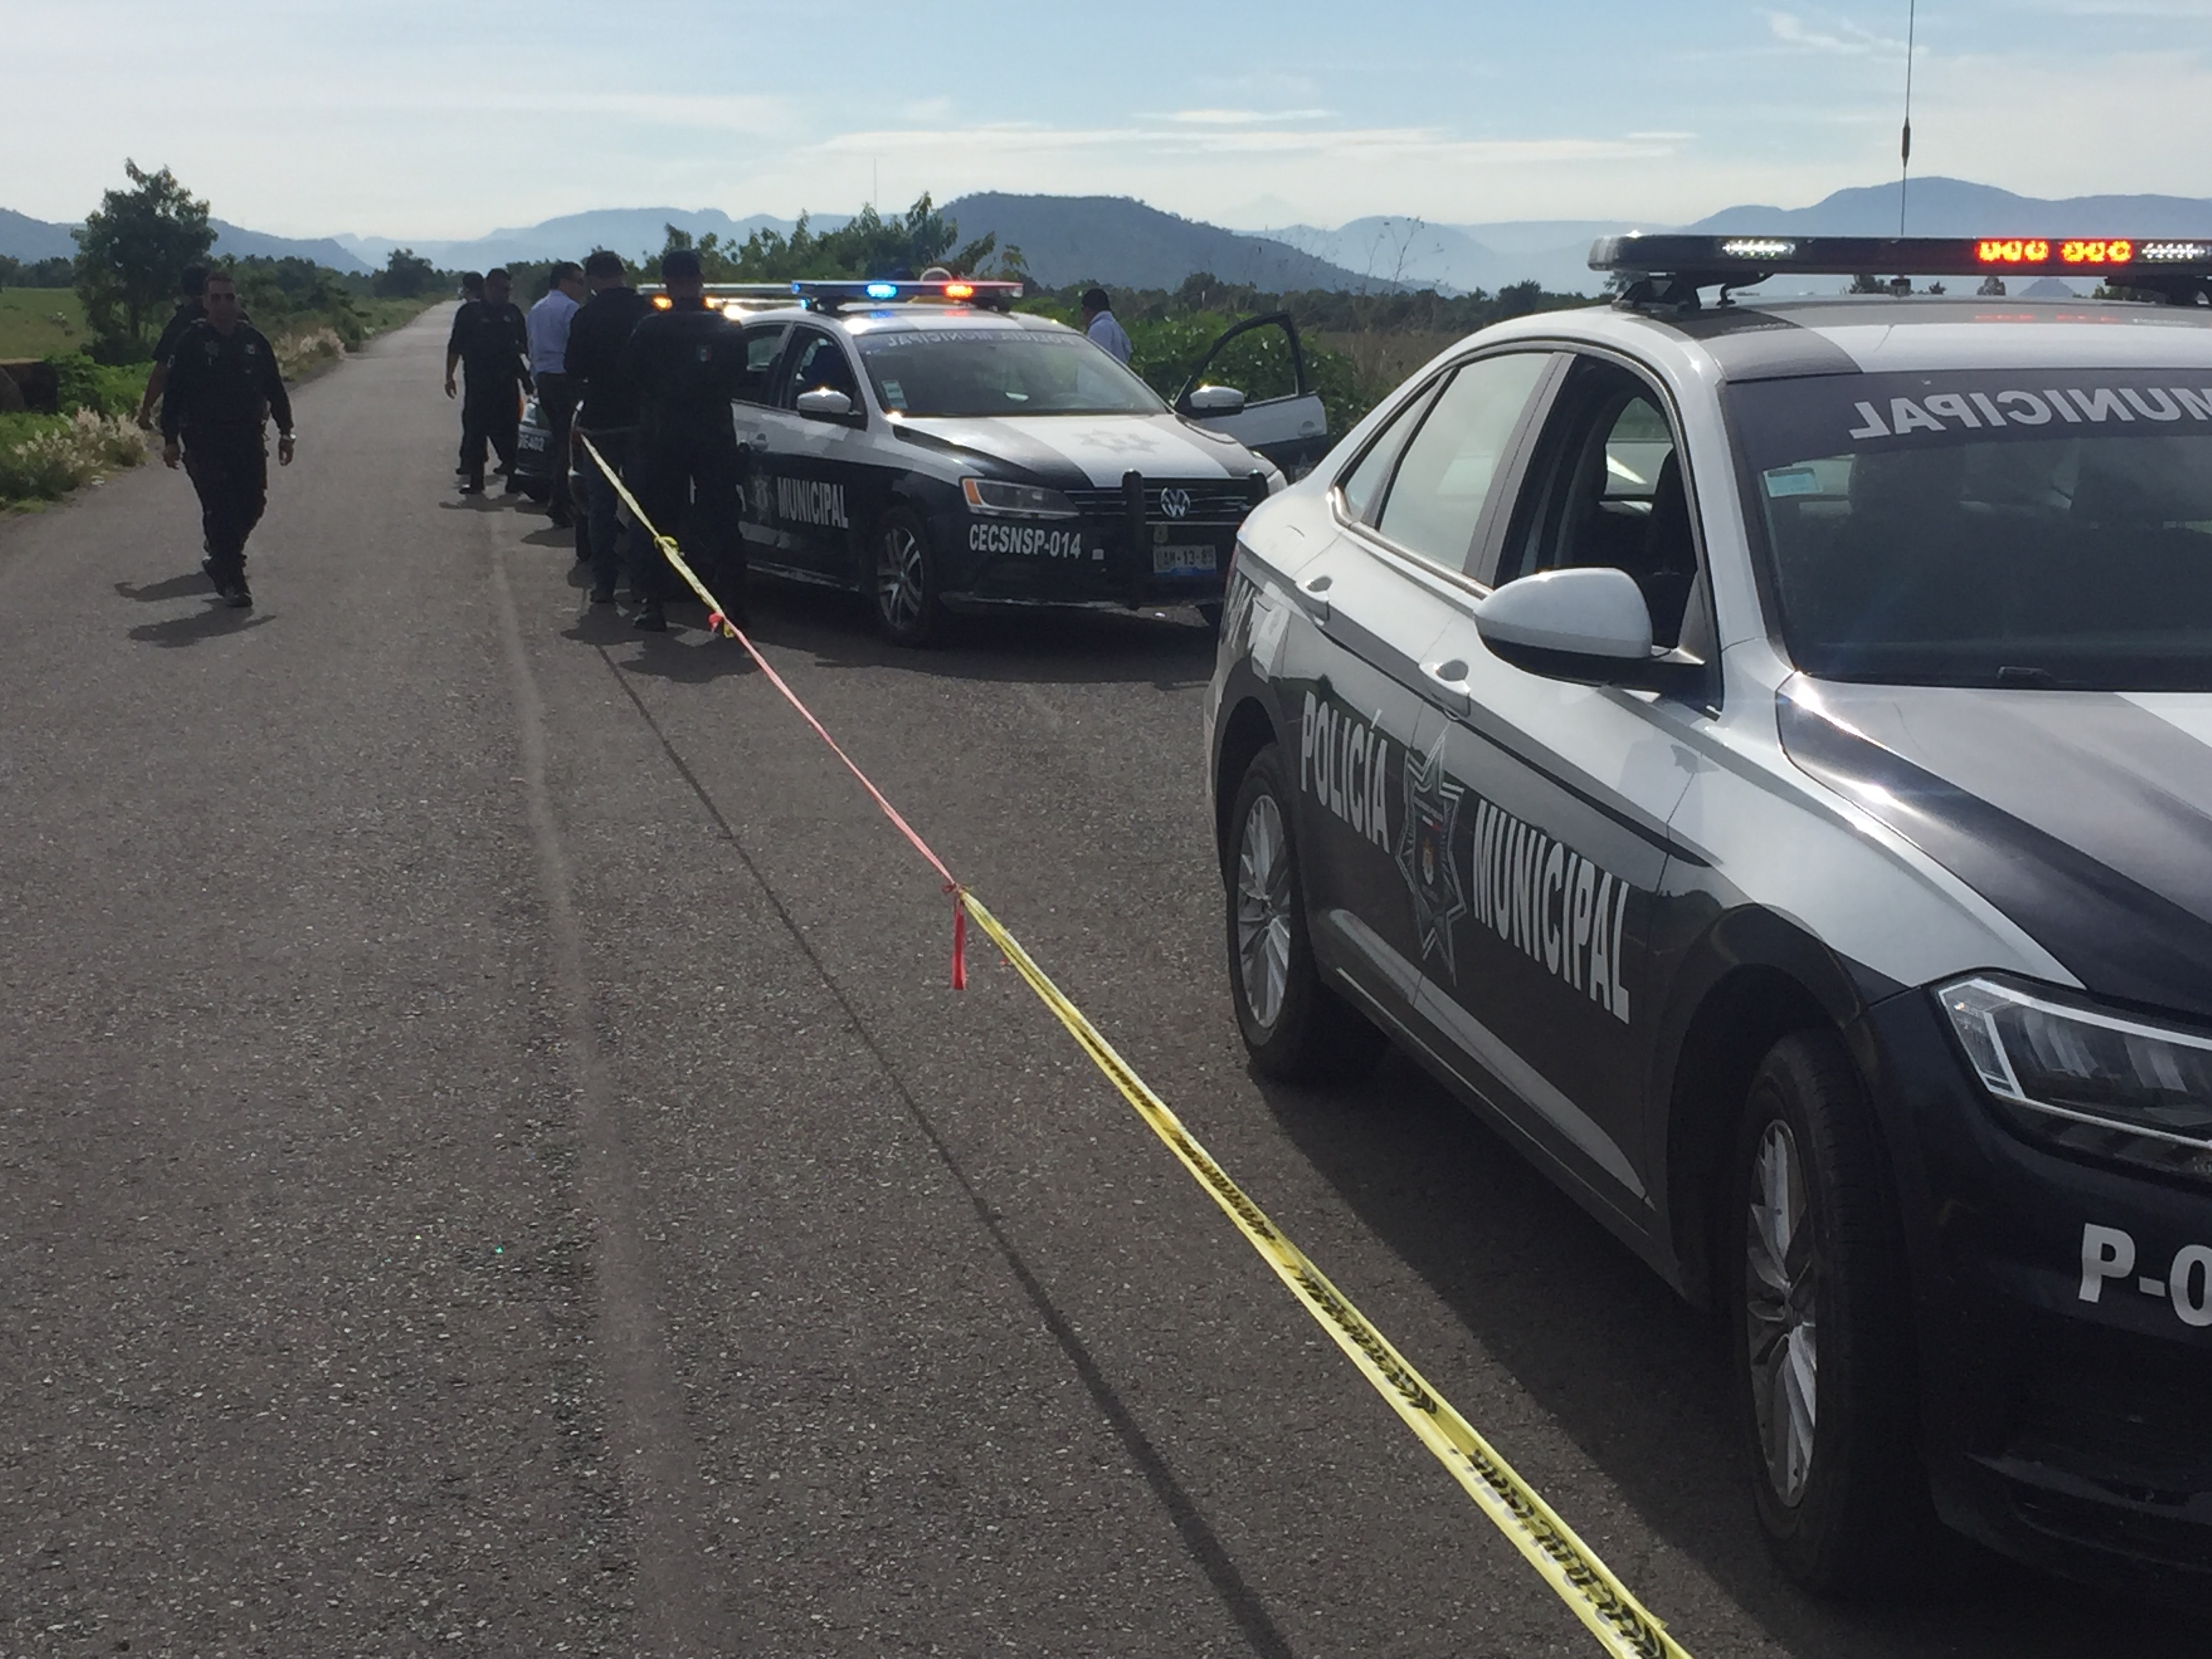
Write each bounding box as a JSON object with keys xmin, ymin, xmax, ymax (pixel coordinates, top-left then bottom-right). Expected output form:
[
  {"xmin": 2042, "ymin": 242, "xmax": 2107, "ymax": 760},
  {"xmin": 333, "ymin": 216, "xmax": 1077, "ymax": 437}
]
[
  {"xmin": 716, "ymin": 280, "xmax": 1309, "ymax": 644},
  {"xmin": 1205, "ymin": 232, "xmax": 2212, "ymax": 1594}
]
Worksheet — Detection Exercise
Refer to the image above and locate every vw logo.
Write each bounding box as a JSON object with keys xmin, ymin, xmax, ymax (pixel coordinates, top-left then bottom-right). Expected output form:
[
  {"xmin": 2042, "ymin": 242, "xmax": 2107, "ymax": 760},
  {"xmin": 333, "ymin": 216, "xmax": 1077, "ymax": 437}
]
[{"xmin": 1160, "ymin": 487, "xmax": 1191, "ymax": 520}]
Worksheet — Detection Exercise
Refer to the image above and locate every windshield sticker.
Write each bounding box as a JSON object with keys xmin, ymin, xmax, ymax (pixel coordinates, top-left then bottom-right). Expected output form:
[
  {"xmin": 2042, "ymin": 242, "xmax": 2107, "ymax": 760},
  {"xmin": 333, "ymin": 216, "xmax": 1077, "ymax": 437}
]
[
  {"xmin": 1765, "ymin": 468, "xmax": 1819, "ymax": 497},
  {"xmin": 880, "ymin": 379, "xmax": 906, "ymax": 409}
]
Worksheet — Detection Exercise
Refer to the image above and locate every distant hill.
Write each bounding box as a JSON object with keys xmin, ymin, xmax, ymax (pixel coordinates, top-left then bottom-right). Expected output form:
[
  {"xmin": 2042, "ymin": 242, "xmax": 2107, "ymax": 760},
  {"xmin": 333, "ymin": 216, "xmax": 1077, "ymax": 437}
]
[
  {"xmin": 0, "ymin": 208, "xmax": 78, "ymax": 262},
  {"xmin": 939, "ymin": 194, "xmax": 1393, "ymax": 292},
  {"xmin": 1265, "ymin": 218, "xmax": 1645, "ymax": 297},
  {"xmin": 1687, "ymin": 177, "xmax": 2212, "ymax": 237},
  {"xmin": 338, "ymin": 208, "xmax": 842, "ymax": 273},
  {"xmin": 209, "ymin": 219, "xmax": 369, "ymax": 272},
  {"xmin": 0, "ymin": 208, "xmax": 371, "ymax": 272}
]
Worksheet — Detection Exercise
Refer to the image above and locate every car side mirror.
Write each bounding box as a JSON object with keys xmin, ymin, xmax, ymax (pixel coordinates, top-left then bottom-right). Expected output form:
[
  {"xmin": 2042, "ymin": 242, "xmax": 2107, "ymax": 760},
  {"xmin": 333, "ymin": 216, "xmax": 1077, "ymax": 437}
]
[
  {"xmin": 1475, "ymin": 567, "xmax": 1703, "ymax": 693},
  {"xmin": 795, "ymin": 387, "xmax": 855, "ymax": 420},
  {"xmin": 1187, "ymin": 384, "xmax": 1246, "ymax": 414}
]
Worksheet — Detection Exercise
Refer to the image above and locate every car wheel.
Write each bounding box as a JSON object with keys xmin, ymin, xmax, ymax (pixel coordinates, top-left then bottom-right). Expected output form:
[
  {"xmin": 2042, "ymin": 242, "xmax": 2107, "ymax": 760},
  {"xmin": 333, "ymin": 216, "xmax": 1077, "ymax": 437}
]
[
  {"xmin": 1225, "ymin": 744, "xmax": 1387, "ymax": 1082},
  {"xmin": 872, "ymin": 508, "xmax": 941, "ymax": 646},
  {"xmin": 1729, "ymin": 1028, "xmax": 1933, "ymax": 1593}
]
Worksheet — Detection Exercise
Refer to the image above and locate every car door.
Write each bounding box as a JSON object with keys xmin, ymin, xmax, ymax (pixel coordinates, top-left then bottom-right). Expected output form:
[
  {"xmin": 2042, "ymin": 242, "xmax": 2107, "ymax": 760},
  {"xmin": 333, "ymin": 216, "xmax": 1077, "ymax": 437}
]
[
  {"xmin": 728, "ymin": 322, "xmax": 794, "ymax": 565},
  {"xmin": 1278, "ymin": 348, "xmax": 1560, "ymax": 1026},
  {"xmin": 1175, "ymin": 313, "xmax": 1330, "ymax": 477},
  {"xmin": 749, "ymin": 324, "xmax": 874, "ymax": 581},
  {"xmin": 1415, "ymin": 350, "xmax": 1717, "ymax": 1218}
]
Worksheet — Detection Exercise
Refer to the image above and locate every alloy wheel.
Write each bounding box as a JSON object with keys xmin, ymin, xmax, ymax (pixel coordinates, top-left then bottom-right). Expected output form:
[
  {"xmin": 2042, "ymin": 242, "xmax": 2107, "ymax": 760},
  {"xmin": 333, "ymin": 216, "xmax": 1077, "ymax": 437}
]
[
  {"xmin": 877, "ymin": 523, "xmax": 926, "ymax": 632},
  {"xmin": 1745, "ymin": 1118, "xmax": 1819, "ymax": 1507},
  {"xmin": 1235, "ymin": 794, "xmax": 1293, "ymax": 1031}
]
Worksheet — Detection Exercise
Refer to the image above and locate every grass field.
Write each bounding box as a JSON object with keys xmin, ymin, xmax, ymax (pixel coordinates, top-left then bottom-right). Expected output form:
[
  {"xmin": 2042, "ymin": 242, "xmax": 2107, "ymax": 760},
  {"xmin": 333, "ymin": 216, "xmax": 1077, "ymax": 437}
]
[{"xmin": 0, "ymin": 289, "xmax": 90, "ymax": 360}]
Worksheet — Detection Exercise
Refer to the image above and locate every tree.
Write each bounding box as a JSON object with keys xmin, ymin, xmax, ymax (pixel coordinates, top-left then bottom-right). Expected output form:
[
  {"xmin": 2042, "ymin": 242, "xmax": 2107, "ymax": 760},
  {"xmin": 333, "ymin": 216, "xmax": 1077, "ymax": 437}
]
[
  {"xmin": 73, "ymin": 161, "xmax": 213, "ymax": 360},
  {"xmin": 373, "ymin": 247, "xmax": 439, "ymax": 299}
]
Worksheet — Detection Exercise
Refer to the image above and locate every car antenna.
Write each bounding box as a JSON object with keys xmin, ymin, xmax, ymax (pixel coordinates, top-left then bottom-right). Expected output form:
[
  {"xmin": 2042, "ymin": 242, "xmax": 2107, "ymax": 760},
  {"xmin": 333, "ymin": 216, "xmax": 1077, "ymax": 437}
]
[{"xmin": 1898, "ymin": 0, "xmax": 1917, "ymax": 237}]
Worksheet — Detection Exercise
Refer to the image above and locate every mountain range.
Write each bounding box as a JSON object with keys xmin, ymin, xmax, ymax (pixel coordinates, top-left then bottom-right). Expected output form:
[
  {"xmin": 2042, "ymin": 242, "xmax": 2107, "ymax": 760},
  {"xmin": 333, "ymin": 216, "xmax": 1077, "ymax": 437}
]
[{"xmin": 7, "ymin": 178, "xmax": 2211, "ymax": 297}]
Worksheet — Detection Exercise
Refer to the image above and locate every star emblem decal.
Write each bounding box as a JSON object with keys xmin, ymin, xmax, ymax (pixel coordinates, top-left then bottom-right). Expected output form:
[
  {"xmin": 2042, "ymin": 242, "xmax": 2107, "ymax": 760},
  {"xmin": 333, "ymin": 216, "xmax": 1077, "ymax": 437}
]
[{"xmin": 1395, "ymin": 733, "xmax": 1469, "ymax": 979}]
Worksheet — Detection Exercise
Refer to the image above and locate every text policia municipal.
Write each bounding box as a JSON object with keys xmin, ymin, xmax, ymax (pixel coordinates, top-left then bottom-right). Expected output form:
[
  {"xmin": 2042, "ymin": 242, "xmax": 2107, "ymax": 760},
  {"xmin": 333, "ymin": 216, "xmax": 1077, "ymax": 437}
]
[{"xmin": 1299, "ymin": 692, "xmax": 1634, "ymax": 1024}]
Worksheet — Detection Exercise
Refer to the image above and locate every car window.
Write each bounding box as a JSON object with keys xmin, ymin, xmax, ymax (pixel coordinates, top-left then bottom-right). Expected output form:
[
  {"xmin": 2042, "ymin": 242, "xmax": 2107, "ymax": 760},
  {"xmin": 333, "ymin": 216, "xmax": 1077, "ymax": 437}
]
[
  {"xmin": 1370, "ymin": 353, "xmax": 1552, "ymax": 574},
  {"xmin": 782, "ymin": 329, "xmax": 858, "ymax": 408},
  {"xmin": 733, "ymin": 325, "xmax": 787, "ymax": 407},
  {"xmin": 1336, "ymin": 383, "xmax": 1436, "ymax": 523},
  {"xmin": 1496, "ymin": 357, "xmax": 1704, "ymax": 649}
]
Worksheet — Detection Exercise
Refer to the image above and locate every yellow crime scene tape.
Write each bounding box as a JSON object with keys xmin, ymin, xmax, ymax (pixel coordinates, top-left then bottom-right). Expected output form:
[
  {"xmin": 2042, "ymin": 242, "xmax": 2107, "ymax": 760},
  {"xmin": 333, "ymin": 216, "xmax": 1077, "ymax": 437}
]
[{"xmin": 578, "ymin": 437, "xmax": 1694, "ymax": 1659}]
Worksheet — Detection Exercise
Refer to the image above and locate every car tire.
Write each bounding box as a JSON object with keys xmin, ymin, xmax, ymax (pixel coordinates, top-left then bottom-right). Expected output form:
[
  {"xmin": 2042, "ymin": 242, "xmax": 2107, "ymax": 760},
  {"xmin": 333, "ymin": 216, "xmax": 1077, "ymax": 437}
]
[
  {"xmin": 1225, "ymin": 744, "xmax": 1387, "ymax": 1083},
  {"xmin": 872, "ymin": 507, "xmax": 942, "ymax": 647},
  {"xmin": 1729, "ymin": 1028, "xmax": 1935, "ymax": 1593}
]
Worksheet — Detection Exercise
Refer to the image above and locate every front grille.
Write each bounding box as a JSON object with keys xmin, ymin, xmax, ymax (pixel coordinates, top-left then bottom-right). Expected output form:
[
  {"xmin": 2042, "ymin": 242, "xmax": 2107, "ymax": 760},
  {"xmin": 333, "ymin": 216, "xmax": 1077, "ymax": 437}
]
[{"xmin": 1063, "ymin": 479, "xmax": 1263, "ymax": 523}]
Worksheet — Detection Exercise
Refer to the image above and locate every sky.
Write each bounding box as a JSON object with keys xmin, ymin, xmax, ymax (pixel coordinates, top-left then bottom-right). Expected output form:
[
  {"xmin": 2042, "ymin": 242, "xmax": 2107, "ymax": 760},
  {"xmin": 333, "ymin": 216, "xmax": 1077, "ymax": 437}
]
[{"xmin": 10, "ymin": 1, "xmax": 2212, "ymax": 239}]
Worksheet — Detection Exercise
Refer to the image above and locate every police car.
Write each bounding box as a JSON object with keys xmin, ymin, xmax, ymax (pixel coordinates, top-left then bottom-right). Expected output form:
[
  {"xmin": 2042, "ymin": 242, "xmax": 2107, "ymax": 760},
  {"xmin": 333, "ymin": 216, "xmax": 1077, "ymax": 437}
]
[
  {"xmin": 717, "ymin": 280, "xmax": 1289, "ymax": 643},
  {"xmin": 1204, "ymin": 233, "xmax": 2212, "ymax": 1595}
]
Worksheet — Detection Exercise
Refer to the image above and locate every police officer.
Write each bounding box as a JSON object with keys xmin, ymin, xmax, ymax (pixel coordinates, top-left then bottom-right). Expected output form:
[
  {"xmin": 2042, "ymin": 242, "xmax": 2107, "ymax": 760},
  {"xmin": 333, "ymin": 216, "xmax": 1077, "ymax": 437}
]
[
  {"xmin": 137, "ymin": 263, "xmax": 211, "ymax": 429},
  {"xmin": 444, "ymin": 266, "xmax": 531, "ymax": 495},
  {"xmin": 526, "ymin": 260, "xmax": 586, "ymax": 528},
  {"xmin": 561, "ymin": 251, "xmax": 652, "ymax": 605},
  {"xmin": 619, "ymin": 249, "xmax": 746, "ymax": 632},
  {"xmin": 159, "ymin": 271, "xmax": 293, "ymax": 609}
]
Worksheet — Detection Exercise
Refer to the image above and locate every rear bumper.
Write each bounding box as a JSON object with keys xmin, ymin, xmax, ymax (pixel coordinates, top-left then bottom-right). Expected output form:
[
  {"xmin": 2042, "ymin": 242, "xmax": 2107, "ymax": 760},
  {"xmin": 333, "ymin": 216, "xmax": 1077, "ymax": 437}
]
[{"xmin": 1862, "ymin": 991, "xmax": 2212, "ymax": 1592}]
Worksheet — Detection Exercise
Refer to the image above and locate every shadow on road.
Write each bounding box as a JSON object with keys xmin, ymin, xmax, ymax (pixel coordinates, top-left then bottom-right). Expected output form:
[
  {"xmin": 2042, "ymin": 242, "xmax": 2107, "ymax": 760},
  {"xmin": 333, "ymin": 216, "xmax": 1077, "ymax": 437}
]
[
  {"xmin": 115, "ymin": 572, "xmax": 216, "ymax": 603},
  {"xmin": 127, "ymin": 607, "xmax": 272, "ymax": 647},
  {"xmin": 1248, "ymin": 1053, "xmax": 2208, "ymax": 1657}
]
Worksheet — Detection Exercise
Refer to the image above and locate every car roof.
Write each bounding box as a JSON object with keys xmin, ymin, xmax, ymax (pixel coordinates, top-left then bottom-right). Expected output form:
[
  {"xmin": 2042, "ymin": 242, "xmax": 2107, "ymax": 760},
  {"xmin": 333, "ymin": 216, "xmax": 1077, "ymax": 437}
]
[{"xmin": 1479, "ymin": 294, "xmax": 2212, "ymax": 382}]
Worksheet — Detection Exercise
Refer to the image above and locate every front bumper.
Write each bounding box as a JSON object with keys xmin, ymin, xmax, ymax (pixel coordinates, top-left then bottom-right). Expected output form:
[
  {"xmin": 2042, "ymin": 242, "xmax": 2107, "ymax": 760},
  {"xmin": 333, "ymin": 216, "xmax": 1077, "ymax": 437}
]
[
  {"xmin": 926, "ymin": 477, "xmax": 1258, "ymax": 612},
  {"xmin": 1864, "ymin": 991, "xmax": 2212, "ymax": 1589}
]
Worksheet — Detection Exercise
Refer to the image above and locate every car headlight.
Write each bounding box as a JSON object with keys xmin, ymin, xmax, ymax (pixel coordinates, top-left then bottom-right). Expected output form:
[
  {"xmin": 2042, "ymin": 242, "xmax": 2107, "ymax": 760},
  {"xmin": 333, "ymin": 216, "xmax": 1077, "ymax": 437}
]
[
  {"xmin": 1939, "ymin": 975, "xmax": 2212, "ymax": 1181},
  {"xmin": 962, "ymin": 476, "xmax": 1078, "ymax": 518}
]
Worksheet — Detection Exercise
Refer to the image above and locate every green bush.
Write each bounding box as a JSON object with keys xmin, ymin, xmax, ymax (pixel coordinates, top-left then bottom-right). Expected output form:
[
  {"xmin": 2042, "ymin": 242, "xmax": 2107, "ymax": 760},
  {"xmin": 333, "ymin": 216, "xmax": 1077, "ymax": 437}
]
[
  {"xmin": 0, "ymin": 408, "xmax": 146, "ymax": 503},
  {"xmin": 46, "ymin": 352, "xmax": 142, "ymax": 417}
]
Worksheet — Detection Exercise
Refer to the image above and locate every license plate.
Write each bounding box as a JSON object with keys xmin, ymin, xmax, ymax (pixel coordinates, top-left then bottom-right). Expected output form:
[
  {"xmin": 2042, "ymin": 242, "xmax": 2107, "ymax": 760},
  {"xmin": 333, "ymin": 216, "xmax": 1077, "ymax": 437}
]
[{"xmin": 1152, "ymin": 544, "xmax": 1217, "ymax": 575}]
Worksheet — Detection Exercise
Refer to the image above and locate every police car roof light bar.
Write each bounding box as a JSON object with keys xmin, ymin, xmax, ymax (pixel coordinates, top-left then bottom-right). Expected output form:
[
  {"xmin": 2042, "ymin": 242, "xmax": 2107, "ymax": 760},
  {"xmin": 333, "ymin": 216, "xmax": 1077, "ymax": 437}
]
[
  {"xmin": 1591, "ymin": 232, "xmax": 2212, "ymax": 308},
  {"xmin": 790, "ymin": 279, "xmax": 1024, "ymax": 312}
]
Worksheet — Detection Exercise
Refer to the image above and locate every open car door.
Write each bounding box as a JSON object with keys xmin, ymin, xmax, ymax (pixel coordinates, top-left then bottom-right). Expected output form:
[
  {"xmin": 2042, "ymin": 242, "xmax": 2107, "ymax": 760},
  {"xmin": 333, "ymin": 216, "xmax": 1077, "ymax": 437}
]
[{"xmin": 1172, "ymin": 312, "xmax": 1329, "ymax": 478}]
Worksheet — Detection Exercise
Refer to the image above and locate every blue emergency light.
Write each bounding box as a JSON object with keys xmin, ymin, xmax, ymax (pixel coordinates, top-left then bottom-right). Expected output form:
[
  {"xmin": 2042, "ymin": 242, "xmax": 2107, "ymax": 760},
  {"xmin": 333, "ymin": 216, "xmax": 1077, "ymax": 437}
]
[{"xmin": 790, "ymin": 279, "xmax": 1024, "ymax": 312}]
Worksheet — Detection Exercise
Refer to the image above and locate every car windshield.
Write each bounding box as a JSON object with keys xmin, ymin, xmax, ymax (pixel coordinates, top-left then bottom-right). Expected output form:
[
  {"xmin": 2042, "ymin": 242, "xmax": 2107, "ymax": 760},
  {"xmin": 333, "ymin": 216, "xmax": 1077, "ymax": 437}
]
[
  {"xmin": 855, "ymin": 328, "xmax": 1166, "ymax": 417},
  {"xmin": 1729, "ymin": 369, "xmax": 2212, "ymax": 691}
]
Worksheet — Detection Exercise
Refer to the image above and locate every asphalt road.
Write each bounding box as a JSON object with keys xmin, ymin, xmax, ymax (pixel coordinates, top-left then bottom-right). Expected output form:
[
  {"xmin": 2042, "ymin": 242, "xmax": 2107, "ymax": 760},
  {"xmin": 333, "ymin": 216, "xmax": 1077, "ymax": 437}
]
[{"xmin": 2, "ymin": 309, "xmax": 2203, "ymax": 1658}]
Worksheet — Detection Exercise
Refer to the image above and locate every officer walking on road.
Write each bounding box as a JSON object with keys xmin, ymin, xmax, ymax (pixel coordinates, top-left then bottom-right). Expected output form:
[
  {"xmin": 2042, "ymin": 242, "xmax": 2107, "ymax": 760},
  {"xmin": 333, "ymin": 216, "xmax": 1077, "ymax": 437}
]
[
  {"xmin": 526, "ymin": 261, "xmax": 586, "ymax": 528},
  {"xmin": 444, "ymin": 267, "xmax": 532, "ymax": 495},
  {"xmin": 159, "ymin": 271, "xmax": 293, "ymax": 609},
  {"xmin": 620, "ymin": 249, "xmax": 746, "ymax": 633},
  {"xmin": 562, "ymin": 250, "xmax": 653, "ymax": 605},
  {"xmin": 137, "ymin": 264, "xmax": 211, "ymax": 429}
]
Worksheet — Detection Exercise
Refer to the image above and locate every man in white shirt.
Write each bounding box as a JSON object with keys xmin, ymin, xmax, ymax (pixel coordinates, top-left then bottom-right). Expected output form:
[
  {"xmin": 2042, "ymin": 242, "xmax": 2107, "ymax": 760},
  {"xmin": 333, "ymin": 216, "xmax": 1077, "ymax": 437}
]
[
  {"xmin": 1081, "ymin": 286, "xmax": 1133, "ymax": 365},
  {"xmin": 526, "ymin": 262, "xmax": 587, "ymax": 527}
]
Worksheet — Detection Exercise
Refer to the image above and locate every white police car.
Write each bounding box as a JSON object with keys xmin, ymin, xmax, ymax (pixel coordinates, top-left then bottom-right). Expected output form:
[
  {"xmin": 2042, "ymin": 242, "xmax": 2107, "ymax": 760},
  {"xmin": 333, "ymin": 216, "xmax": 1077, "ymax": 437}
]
[
  {"xmin": 1204, "ymin": 232, "xmax": 2212, "ymax": 1595},
  {"xmin": 717, "ymin": 280, "xmax": 1289, "ymax": 643}
]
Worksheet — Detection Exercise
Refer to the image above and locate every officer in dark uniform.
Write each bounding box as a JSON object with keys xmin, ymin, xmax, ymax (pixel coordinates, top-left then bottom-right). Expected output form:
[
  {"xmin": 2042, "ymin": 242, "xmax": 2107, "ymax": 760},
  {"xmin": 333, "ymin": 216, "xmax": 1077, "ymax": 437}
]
[
  {"xmin": 137, "ymin": 264, "xmax": 211, "ymax": 429},
  {"xmin": 619, "ymin": 249, "xmax": 746, "ymax": 632},
  {"xmin": 443, "ymin": 266, "xmax": 531, "ymax": 495},
  {"xmin": 562, "ymin": 250, "xmax": 653, "ymax": 604},
  {"xmin": 159, "ymin": 270, "xmax": 293, "ymax": 608}
]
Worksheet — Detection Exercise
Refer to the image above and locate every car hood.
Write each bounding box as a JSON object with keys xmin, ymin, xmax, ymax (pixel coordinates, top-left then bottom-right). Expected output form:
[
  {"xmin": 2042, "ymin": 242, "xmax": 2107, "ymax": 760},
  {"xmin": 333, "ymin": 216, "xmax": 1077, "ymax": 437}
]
[
  {"xmin": 1778, "ymin": 681, "xmax": 2212, "ymax": 1019},
  {"xmin": 895, "ymin": 412, "xmax": 1258, "ymax": 488}
]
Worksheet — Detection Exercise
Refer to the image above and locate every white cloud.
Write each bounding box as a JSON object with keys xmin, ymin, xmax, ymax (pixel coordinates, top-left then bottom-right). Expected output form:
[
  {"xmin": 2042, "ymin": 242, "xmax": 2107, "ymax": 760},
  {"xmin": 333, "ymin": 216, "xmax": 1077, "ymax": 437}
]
[{"xmin": 1765, "ymin": 10, "xmax": 1906, "ymax": 56}]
